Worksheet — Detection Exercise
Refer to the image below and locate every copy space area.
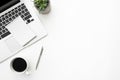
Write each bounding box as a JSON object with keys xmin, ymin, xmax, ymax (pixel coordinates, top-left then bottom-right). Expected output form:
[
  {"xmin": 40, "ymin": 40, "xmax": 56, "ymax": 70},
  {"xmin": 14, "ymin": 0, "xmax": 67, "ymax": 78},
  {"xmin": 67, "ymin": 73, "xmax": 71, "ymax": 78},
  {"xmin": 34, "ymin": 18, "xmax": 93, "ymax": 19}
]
[{"xmin": 1, "ymin": 0, "xmax": 120, "ymax": 80}]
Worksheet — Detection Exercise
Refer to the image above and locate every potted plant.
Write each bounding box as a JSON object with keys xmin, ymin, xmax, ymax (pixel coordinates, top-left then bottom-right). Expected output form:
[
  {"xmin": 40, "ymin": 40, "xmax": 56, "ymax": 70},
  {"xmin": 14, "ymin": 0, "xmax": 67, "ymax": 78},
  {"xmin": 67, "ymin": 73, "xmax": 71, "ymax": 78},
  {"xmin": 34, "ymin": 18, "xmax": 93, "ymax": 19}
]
[{"xmin": 34, "ymin": 0, "xmax": 51, "ymax": 14}]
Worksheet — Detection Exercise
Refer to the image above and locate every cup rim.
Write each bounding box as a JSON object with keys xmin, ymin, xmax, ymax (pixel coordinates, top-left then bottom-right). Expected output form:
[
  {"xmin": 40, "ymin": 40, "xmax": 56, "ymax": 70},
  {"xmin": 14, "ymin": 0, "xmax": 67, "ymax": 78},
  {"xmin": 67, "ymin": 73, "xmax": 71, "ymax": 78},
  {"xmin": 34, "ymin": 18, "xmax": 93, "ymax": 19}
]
[{"xmin": 10, "ymin": 57, "xmax": 29, "ymax": 74}]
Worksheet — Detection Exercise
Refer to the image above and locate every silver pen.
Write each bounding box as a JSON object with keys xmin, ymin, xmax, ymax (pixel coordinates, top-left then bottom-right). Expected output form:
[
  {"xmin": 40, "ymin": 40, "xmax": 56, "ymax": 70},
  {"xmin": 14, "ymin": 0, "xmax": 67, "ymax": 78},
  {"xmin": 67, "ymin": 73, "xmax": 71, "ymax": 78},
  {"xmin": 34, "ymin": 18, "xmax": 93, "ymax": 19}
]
[{"xmin": 36, "ymin": 46, "xmax": 44, "ymax": 70}]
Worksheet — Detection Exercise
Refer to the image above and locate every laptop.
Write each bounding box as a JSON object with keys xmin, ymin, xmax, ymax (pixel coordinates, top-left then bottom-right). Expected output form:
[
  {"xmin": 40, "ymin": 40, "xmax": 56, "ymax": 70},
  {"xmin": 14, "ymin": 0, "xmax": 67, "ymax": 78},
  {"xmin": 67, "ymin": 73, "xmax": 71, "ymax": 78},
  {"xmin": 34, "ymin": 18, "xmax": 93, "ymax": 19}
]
[{"xmin": 0, "ymin": 0, "xmax": 47, "ymax": 63}]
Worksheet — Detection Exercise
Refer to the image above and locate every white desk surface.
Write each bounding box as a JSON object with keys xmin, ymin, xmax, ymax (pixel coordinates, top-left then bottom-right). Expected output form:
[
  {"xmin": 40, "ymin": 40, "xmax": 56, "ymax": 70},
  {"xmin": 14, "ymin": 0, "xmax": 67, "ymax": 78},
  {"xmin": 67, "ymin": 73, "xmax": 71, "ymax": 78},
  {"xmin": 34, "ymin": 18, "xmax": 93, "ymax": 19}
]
[{"xmin": 1, "ymin": 0, "xmax": 120, "ymax": 80}]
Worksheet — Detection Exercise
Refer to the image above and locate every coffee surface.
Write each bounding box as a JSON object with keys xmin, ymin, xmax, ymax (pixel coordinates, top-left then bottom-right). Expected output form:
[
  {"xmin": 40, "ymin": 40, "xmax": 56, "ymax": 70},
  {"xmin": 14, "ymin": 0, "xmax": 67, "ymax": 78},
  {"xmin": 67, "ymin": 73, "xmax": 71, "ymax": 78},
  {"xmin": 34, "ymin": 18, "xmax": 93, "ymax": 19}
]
[{"xmin": 12, "ymin": 58, "xmax": 27, "ymax": 72}]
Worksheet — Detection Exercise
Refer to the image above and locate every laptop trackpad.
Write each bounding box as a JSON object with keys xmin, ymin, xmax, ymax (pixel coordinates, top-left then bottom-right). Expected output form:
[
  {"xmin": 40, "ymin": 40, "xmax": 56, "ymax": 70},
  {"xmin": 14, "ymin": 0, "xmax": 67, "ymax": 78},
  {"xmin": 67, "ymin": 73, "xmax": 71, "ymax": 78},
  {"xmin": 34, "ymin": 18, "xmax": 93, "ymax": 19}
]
[
  {"xmin": 5, "ymin": 37, "xmax": 22, "ymax": 53},
  {"xmin": 7, "ymin": 17, "xmax": 36, "ymax": 46}
]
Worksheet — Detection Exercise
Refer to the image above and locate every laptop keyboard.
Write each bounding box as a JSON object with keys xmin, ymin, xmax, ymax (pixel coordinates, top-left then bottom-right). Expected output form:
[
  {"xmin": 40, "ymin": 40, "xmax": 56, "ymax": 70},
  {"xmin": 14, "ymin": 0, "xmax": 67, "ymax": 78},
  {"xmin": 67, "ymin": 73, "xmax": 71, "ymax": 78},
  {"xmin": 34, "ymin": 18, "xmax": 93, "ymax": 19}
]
[
  {"xmin": 0, "ymin": 3, "xmax": 34, "ymax": 40},
  {"xmin": 0, "ymin": 26, "xmax": 11, "ymax": 40}
]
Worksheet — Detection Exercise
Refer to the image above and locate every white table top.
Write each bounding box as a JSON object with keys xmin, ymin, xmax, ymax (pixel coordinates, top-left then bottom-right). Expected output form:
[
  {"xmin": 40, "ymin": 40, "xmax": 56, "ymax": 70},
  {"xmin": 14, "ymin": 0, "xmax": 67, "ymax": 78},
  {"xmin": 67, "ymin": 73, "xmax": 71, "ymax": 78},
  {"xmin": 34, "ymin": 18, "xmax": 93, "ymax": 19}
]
[{"xmin": 1, "ymin": 0, "xmax": 120, "ymax": 80}]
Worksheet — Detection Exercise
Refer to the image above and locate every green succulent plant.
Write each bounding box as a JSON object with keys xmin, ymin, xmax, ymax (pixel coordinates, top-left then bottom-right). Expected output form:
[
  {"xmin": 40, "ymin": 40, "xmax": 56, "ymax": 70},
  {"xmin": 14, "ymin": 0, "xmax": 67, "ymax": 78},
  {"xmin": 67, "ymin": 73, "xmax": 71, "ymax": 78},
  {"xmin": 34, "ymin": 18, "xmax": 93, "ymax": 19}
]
[{"xmin": 34, "ymin": 0, "xmax": 49, "ymax": 11}]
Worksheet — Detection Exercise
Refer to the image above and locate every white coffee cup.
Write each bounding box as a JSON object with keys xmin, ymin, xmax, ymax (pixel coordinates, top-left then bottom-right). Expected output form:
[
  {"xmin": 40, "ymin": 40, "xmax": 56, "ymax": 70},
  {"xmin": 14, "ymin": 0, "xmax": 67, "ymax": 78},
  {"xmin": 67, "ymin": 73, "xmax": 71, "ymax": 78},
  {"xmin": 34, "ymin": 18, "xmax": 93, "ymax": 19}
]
[{"xmin": 10, "ymin": 57, "xmax": 30, "ymax": 75}]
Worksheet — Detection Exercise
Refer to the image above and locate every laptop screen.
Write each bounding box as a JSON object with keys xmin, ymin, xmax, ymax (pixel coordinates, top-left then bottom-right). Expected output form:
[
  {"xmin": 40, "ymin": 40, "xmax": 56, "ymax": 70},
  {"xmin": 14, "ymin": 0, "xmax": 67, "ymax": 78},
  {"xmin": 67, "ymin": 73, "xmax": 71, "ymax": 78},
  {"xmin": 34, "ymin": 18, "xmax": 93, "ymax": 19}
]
[
  {"xmin": 0, "ymin": 0, "xmax": 12, "ymax": 7},
  {"xmin": 0, "ymin": 0, "xmax": 20, "ymax": 13}
]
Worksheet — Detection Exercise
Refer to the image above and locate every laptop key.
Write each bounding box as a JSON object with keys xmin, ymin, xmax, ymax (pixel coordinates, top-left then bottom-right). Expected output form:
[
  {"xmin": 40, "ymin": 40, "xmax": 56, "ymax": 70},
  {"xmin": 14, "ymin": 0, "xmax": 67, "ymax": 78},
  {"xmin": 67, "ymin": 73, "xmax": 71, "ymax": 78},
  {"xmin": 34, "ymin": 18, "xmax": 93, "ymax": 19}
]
[
  {"xmin": 0, "ymin": 19, "xmax": 2, "ymax": 22},
  {"xmin": 24, "ymin": 15, "xmax": 32, "ymax": 20},
  {"xmin": 2, "ymin": 17, "xmax": 5, "ymax": 21},
  {"xmin": 22, "ymin": 10, "xmax": 25, "ymax": 14},
  {"xmin": 15, "ymin": 14, "xmax": 18, "ymax": 17},
  {"xmin": 6, "ymin": 20, "xmax": 9, "ymax": 23},
  {"xmin": 0, "ymin": 27, "xmax": 2, "ymax": 30},
  {"xmin": 21, "ymin": 15, "xmax": 24, "ymax": 18},
  {"xmin": 2, "ymin": 26, "xmax": 5, "ymax": 29},
  {"xmin": 1, "ymin": 31, "xmax": 11, "ymax": 38},
  {"xmin": 21, "ymin": 6, "xmax": 26, "ymax": 9},
  {"xmin": 9, "ymin": 18, "xmax": 12, "ymax": 21},
  {"xmin": 18, "ymin": 12, "xmax": 22, "ymax": 15},
  {"xmin": 24, "ymin": 12, "xmax": 29, "ymax": 16},
  {"xmin": 0, "ymin": 23, "xmax": 2, "ymax": 26},
  {"xmin": 0, "ymin": 32, "xmax": 2, "ymax": 35},
  {"xmin": 2, "ymin": 30, "xmax": 6, "ymax": 33},
  {"xmin": 2, "ymin": 22, "xmax": 5, "ymax": 25},
  {"xmin": 15, "ymin": 10, "xmax": 18, "ymax": 13}
]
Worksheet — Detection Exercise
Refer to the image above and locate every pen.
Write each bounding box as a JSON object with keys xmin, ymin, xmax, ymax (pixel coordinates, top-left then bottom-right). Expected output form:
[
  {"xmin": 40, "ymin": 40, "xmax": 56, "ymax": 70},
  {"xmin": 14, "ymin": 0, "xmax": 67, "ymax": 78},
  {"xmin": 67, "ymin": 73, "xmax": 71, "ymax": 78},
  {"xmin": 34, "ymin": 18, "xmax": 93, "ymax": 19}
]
[{"xmin": 36, "ymin": 46, "xmax": 44, "ymax": 70}]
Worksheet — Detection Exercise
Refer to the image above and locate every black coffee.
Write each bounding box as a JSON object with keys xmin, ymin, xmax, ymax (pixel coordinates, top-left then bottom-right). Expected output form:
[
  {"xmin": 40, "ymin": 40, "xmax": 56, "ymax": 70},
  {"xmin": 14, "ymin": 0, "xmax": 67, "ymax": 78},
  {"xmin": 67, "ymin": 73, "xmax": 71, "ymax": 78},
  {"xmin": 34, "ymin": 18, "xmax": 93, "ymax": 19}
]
[{"xmin": 12, "ymin": 58, "xmax": 27, "ymax": 72}]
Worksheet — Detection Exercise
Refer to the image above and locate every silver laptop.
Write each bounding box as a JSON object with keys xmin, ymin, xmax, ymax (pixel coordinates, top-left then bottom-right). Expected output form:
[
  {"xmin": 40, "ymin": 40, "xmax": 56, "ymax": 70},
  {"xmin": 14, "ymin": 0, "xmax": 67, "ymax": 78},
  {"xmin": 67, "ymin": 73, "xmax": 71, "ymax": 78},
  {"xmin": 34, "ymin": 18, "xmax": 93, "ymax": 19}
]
[{"xmin": 0, "ymin": 0, "xmax": 47, "ymax": 63}]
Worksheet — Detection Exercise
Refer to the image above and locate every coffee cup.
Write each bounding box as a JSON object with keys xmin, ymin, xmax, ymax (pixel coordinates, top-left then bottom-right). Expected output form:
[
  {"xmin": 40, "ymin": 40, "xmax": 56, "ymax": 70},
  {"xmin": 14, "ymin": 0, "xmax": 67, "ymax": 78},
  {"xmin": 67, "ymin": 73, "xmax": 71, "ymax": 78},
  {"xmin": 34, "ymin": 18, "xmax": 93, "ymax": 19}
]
[{"xmin": 10, "ymin": 57, "xmax": 29, "ymax": 74}]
